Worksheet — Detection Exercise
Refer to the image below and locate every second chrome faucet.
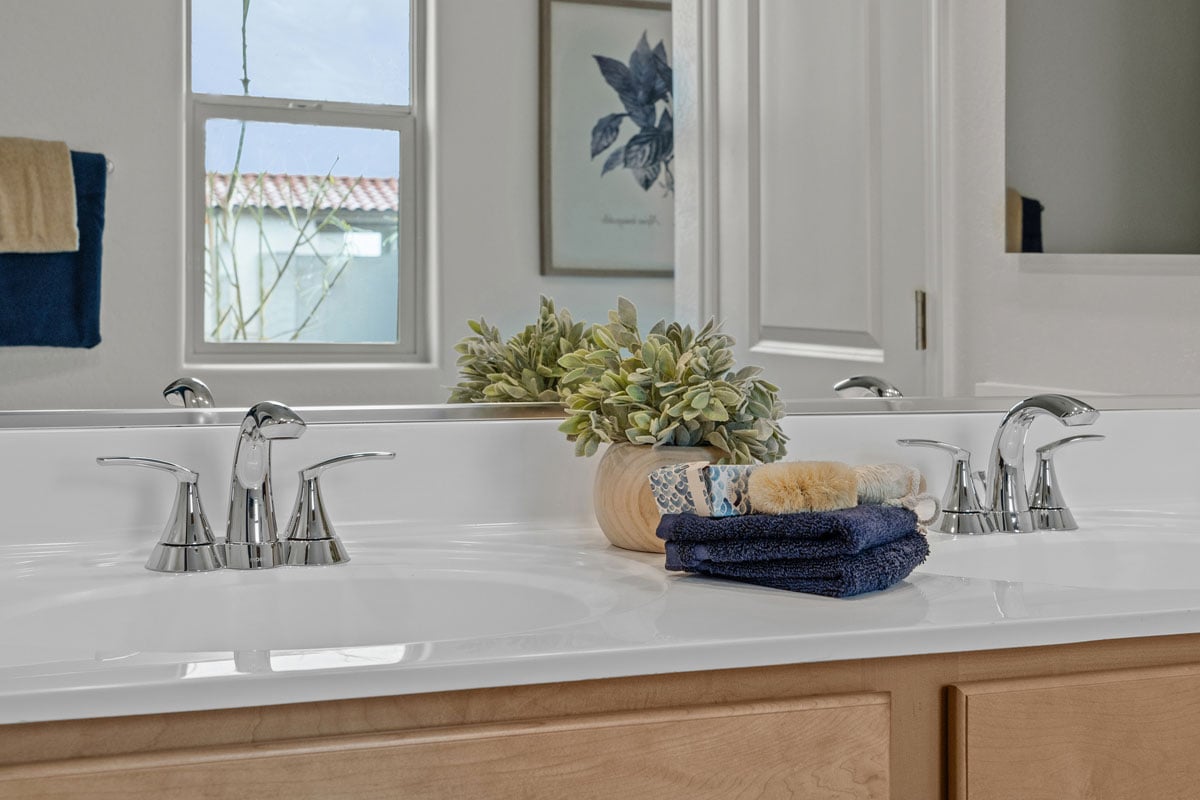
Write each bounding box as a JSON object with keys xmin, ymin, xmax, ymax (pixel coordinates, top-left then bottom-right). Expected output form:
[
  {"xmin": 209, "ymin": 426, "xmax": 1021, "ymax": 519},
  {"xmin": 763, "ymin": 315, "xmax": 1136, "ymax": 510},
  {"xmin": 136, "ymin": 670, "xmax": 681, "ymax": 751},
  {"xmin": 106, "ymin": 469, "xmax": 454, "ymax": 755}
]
[
  {"xmin": 900, "ymin": 393, "xmax": 1103, "ymax": 534},
  {"xmin": 984, "ymin": 394, "xmax": 1099, "ymax": 532}
]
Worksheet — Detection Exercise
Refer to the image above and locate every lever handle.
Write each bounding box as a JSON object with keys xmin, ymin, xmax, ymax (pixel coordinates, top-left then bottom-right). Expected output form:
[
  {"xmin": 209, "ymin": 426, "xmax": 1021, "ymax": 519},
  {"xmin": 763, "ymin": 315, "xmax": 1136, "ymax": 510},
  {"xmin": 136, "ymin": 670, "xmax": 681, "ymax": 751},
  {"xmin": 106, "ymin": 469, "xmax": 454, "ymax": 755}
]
[
  {"xmin": 896, "ymin": 438, "xmax": 994, "ymax": 534},
  {"xmin": 1035, "ymin": 434, "xmax": 1106, "ymax": 461},
  {"xmin": 1029, "ymin": 435, "xmax": 1105, "ymax": 530},
  {"xmin": 897, "ymin": 439, "xmax": 972, "ymax": 462},
  {"xmin": 283, "ymin": 451, "xmax": 396, "ymax": 566},
  {"xmin": 97, "ymin": 456, "xmax": 198, "ymax": 484},
  {"xmin": 96, "ymin": 456, "xmax": 222, "ymax": 572},
  {"xmin": 300, "ymin": 451, "xmax": 396, "ymax": 481}
]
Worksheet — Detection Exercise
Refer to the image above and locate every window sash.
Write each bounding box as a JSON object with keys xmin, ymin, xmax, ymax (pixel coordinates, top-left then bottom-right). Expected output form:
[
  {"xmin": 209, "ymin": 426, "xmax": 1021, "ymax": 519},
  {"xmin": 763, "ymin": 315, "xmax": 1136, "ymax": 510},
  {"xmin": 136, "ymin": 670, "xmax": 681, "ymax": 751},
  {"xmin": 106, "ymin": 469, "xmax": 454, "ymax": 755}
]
[{"xmin": 184, "ymin": 0, "xmax": 423, "ymax": 364}]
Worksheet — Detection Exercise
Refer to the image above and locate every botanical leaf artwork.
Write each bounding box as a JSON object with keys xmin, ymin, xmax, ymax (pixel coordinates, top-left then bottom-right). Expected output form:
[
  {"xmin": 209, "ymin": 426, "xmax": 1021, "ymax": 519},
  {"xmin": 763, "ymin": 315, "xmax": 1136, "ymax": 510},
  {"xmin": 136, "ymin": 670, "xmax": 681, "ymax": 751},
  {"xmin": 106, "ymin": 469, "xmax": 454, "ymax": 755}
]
[{"xmin": 590, "ymin": 32, "xmax": 674, "ymax": 193}]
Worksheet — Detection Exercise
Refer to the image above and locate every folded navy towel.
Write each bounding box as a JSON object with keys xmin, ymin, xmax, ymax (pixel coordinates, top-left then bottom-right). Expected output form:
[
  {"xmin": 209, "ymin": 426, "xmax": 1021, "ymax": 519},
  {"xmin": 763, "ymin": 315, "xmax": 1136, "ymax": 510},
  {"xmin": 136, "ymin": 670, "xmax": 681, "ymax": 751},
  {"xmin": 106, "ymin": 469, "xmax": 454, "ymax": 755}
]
[
  {"xmin": 664, "ymin": 528, "xmax": 915, "ymax": 569},
  {"xmin": 667, "ymin": 530, "xmax": 929, "ymax": 598},
  {"xmin": 0, "ymin": 151, "xmax": 106, "ymax": 348},
  {"xmin": 656, "ymin": 504, "xmax": 918, "ymax": 556}
]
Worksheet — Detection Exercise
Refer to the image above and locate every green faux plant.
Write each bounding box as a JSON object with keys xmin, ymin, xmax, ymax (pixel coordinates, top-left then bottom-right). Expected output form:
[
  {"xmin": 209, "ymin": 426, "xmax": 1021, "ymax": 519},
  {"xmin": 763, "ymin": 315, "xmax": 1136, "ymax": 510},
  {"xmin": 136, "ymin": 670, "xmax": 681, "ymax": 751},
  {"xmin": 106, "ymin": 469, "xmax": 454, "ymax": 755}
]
[
  {"xmin": 557, "ymin": 298, "xmax": 788, "ymax": 464},
  {"xmin": 448, "ymin": 296, "xmax": 593, "ymax": 403}
]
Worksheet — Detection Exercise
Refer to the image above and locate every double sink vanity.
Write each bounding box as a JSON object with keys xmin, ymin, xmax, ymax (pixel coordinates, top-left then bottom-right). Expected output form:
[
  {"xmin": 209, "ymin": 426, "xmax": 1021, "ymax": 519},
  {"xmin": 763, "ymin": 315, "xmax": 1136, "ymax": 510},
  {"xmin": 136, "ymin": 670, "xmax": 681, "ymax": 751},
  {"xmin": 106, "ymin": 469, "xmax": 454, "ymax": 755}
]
[{"xmin": 2, "ymin": 398, "xmax": 1200, "ymax": 798}]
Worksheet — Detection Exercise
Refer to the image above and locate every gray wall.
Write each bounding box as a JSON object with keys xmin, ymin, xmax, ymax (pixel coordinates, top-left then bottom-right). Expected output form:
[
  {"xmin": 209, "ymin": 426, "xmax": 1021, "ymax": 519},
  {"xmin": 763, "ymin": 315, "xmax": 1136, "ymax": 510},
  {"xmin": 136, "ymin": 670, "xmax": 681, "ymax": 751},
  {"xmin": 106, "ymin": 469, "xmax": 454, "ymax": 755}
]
[{"xmin": 1007, "ymin": 0, "xmax": 1200, "ymax": 254}]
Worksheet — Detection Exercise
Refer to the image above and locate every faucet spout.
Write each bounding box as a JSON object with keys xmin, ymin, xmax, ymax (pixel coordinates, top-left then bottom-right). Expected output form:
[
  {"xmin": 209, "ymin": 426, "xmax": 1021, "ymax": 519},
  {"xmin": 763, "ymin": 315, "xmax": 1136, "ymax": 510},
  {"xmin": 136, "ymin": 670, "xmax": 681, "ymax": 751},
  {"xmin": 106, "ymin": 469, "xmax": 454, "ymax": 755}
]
[
  {"xmin": 833, "ymin": 375, "xmax": 903, "ymax": 398},
  {"xmin": 226, "ymin": 401, "xmax": 306, "ymax": 569},
  {"xmin": 163, "ymin": 377, "xmax": 215, "ymax": 409},
  {"xmin": 986, "ymin": 394, "xmax": 1098, "ymax": 532},
  {"xmin": 233, "ymin": 402, "xmax": 305, "ymax": 486}
]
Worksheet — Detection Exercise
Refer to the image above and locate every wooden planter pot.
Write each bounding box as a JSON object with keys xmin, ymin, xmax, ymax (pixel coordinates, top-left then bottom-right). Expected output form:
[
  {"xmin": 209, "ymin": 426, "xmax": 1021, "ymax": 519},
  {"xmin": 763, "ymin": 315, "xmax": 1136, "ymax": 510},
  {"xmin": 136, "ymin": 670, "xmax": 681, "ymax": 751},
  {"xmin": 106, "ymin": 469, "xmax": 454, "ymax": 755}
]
[{"xmin": 593, "ymin": 442, "xmax": 721, "ymax": 553}]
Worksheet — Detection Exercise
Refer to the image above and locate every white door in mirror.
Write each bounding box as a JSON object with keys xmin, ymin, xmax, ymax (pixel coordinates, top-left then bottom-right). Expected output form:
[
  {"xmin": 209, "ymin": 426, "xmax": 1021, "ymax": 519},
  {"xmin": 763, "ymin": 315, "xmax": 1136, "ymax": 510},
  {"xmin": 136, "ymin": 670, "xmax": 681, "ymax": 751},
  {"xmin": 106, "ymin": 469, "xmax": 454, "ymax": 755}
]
[{"xmin": 684, "ymin": 0, "xmax": 931, "ymax": 398}]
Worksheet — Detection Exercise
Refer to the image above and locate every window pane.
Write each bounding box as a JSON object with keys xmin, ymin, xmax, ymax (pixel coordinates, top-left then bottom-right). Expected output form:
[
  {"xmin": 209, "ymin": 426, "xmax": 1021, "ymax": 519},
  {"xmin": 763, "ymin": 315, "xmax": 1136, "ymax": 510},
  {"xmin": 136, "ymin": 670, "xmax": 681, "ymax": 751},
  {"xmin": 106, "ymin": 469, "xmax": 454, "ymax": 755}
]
[
  {"xmin": 203, "ymin": 119, "xmax": 402, "ymax": 344},
  {"xmin": 191, "ymin": 0, "xmax": 410, "ymax": 106}
]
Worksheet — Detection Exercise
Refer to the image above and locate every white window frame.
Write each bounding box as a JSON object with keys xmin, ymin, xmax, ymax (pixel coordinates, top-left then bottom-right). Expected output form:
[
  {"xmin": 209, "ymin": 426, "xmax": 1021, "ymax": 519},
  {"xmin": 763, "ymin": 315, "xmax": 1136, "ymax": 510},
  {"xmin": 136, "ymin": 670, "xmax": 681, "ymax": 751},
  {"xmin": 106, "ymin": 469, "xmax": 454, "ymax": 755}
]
[{"xmin": 184, "ymin": 0, "xmax": 424, "ymax": 364}]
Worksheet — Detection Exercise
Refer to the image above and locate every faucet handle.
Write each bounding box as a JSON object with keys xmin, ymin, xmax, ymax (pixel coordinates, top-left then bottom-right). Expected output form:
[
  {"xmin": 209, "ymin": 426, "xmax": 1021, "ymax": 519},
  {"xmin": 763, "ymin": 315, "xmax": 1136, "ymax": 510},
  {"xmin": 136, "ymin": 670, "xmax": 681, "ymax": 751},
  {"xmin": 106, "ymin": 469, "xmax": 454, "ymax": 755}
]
[
  {"xmin": 896, "ymin": 439, "xmax": 996, "ymax": 535},
  {"xmin": 98, "ymin": 456, "xmax": 198, "ymax": 484},
  {"xmin": 1029, "ymin": 434, "xmax": 1106, "ymax": 531},
  {"xmin": 299, "ymin": 451, "xmax": 396, "ymax": 481},
  {"xmin": 97, "ymin": 457, "xmax": 225, "ymax": 573},
  {"xmin": 1035, "ymin": 434, "xmax": 1107, "ymax": 460},
  {"xmin": 282, "ymin": 451, "xmax": 396, "ymax": 566},
  {"xmin": 896, "ymin": 438, "xmax": 969, "ymax": 462}
]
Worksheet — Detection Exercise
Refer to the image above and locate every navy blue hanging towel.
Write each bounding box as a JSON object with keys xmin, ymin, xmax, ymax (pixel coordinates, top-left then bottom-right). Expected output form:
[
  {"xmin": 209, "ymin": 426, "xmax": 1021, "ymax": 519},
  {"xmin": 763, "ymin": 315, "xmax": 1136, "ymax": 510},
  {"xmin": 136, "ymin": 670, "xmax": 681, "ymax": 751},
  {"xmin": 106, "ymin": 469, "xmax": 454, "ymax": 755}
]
[{"xmin": 0, "ymin": 150, "xmax": 106, "ymax": 348}]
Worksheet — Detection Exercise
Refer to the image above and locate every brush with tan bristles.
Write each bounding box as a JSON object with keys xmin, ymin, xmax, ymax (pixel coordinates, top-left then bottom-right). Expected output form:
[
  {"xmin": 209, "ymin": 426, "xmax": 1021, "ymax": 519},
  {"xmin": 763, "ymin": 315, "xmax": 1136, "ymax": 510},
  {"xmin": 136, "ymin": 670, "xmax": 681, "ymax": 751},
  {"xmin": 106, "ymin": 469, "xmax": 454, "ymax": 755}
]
[{"xmin": 747, "ymin": 461, "xmax": 859, "ymax": 514}]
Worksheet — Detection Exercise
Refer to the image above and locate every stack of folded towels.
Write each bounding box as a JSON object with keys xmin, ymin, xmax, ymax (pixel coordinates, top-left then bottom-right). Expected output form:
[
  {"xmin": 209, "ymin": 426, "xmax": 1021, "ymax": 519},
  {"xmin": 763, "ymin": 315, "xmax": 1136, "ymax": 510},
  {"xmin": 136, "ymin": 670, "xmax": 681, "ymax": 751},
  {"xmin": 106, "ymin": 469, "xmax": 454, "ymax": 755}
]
[{"xmin": 650, "ymin": 460, "xmax": 936, "ymax": 598}]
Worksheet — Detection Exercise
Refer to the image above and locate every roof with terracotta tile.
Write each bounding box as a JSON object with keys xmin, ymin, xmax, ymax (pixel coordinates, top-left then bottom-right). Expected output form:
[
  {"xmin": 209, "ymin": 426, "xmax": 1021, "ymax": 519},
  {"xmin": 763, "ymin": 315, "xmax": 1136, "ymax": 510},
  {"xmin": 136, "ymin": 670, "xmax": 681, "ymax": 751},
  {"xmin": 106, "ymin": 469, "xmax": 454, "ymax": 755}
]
[{"xmin": 206, "ymin": 173, "xmax": 399, "ymax": 213}]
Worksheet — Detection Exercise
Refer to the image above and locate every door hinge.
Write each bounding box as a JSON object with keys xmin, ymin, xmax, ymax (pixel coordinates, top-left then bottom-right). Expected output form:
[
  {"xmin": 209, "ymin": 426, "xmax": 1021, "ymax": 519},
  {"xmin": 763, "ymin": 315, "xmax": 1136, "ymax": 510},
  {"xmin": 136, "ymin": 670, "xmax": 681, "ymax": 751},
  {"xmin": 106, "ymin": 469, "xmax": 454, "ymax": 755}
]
[{"xmin": 915, "ymin": 289, "xmax": 928, "ymax": 351}]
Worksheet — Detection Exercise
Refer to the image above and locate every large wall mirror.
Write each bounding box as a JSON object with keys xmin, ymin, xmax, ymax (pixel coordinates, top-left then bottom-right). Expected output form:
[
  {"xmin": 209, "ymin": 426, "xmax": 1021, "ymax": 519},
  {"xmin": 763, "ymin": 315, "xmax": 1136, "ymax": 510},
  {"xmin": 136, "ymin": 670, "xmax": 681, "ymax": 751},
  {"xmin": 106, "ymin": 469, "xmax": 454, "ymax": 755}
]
[
  {"xmin": 1006, "ymin": 0, "xmax": 1200, "ymax": 254},
  {"xmin": 8, "ymin": 0, "xmax": 1200, "ymax": 415}
]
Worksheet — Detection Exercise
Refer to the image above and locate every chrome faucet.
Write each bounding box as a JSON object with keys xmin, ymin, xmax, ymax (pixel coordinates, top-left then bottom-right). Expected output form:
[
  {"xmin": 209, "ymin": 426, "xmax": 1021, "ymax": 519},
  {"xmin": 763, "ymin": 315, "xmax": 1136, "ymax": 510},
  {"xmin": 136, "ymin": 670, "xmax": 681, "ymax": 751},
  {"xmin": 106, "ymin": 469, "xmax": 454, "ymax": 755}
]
[
  {"xmin": 225, "ymin": 401, "xmax": 306, "ymax": 569},
  {"xmin": 163, "ymin": 377, "xmax": 215, "ymax": 409},
  {"xmin": 985, "ymin": 394, "xmax": 1098, "ymax": 532},
  {"xmin": 833, "ymin": 375, "xmax": 903, "ymax": 398}
]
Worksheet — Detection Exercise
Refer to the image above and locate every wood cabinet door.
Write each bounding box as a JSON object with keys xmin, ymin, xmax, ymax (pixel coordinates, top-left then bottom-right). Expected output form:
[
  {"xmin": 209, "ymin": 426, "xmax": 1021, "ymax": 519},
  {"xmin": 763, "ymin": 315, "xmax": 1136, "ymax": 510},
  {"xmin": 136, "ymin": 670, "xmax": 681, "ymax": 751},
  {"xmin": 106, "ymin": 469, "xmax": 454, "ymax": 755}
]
[
  {"xmin": 950, "ymin": 663, "xmax": 1200, "ymax": 800},
  {"xmin": 0, "ymin": 692, "xmax": 890, "ymax": 799}
]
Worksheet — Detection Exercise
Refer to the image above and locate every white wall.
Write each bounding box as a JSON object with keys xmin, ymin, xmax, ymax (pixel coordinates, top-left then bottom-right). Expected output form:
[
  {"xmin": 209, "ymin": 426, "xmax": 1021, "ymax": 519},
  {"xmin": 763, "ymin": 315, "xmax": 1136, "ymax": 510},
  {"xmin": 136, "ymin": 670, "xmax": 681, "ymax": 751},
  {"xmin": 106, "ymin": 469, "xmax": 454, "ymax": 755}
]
[
  {"xmin": 945, "ymin": 0, "xmax": 1200, "ymax": 396},
  {"xmin": 0, "ymin": 0, "xmax": 673, "ymax": 410},
  {"xmin": 1006, "ymin": 0, "xmax": 1200, "ymax": 254}
]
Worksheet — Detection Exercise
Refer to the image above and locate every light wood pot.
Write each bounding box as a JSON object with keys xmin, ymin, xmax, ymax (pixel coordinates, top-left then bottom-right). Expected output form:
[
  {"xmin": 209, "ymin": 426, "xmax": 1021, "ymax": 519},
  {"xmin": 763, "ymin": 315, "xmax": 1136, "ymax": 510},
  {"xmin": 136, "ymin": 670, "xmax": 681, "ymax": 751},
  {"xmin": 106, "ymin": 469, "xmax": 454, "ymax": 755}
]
[{"xmin": 593, "ymin": 442, "xmax": 721, "ymax": 553}]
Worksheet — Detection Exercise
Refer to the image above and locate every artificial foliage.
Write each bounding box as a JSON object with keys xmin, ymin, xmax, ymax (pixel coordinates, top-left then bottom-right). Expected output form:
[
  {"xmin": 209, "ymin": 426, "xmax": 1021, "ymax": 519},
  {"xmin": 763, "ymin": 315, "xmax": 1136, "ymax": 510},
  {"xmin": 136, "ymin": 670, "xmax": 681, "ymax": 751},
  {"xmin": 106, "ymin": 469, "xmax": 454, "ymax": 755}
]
[
  {"xmin": 448, "ymin": 296, "xmax": 593, "ymax": 403},
  {"xmin": 557, "ymin": 298, "xmax": 788, "ymax": 464}
]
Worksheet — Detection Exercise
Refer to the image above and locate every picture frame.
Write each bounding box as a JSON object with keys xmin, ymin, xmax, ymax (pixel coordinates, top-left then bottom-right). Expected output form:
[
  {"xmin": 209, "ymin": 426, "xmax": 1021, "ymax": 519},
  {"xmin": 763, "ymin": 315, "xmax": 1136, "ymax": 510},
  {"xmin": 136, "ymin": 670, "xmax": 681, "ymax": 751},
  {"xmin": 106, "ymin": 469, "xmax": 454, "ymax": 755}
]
[{"xmin": 539, "ymin": 0, "xmax": 673, "ymax": 277}]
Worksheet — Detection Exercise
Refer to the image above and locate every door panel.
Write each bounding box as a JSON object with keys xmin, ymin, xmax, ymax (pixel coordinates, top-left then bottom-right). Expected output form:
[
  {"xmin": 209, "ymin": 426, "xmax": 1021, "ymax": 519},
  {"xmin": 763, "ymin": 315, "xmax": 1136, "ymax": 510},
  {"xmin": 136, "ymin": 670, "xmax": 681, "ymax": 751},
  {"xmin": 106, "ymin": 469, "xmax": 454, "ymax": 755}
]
[
  {"xmin": 707, "ymin": 0, "xmax": 932, "ymax": 399},
  {"xmin": 759, "ymin": 0, "xmax": 880, "ymax": 348},
  {"xmin": 0, "ymin": 693, "xmax": 890, "ymax": 800},
  {"xmin": 950, "ymin": 664, "xmax": 1200, "ymax": 800}
]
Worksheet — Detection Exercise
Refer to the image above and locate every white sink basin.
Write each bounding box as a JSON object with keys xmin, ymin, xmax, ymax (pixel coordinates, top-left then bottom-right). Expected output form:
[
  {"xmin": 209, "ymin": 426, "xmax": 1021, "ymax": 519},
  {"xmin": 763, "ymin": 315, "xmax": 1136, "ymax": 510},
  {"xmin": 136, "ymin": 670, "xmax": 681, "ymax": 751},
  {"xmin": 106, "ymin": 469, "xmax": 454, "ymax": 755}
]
[
  {"xmin": 920, "ymin": 526, "xmax": 1200, "ymax": 591},
  {"xmin": 0, "ymin": 536, "xmax": 667, "ymax": 663}
]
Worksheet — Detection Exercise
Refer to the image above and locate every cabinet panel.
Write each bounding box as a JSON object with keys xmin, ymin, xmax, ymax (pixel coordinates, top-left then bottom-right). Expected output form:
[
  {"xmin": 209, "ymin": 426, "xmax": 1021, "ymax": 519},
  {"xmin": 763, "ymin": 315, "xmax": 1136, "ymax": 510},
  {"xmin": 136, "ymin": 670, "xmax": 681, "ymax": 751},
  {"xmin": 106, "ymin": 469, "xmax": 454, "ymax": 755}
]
[
  {"xmin": 950, "ymin": 663, "xmax": 1200, "ymax": 800},
  {"xmin": 0, "ymin": 693, "xmax": 889, "ymax": 800}
]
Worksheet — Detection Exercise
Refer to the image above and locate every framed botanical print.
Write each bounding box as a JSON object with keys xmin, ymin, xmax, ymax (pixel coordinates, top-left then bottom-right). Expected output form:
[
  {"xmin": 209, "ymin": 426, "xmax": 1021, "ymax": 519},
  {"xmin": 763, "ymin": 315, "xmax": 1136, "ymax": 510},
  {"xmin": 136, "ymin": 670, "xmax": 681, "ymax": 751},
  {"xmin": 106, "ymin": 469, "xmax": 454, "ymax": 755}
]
[{"xmin": 539, "ymin": 0, "xmax": 673, "ymax": 277}]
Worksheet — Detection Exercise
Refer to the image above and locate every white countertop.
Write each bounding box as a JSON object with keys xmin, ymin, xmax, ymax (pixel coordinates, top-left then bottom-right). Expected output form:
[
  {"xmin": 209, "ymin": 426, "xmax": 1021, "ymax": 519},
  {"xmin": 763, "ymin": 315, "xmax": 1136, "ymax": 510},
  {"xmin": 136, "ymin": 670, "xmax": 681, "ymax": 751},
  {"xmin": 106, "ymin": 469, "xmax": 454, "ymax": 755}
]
[
  {"xmin": 5, "ymin": 509, "xmax": 1200, "ymax": 725},
  {"xmin": 3, "ymin": 406, "xmax": 1200, "ymax": 724}
]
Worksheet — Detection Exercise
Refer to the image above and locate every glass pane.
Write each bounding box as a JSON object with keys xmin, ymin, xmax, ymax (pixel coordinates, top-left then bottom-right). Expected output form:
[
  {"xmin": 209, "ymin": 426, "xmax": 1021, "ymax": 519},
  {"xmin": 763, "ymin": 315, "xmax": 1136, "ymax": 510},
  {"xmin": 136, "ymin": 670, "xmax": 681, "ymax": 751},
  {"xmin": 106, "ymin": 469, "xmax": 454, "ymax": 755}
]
[
  {"xmin": 204, "ymin": 119, "xmax": 402, "ymax": 344},
  {"xmin": 191, "ymin": 0, "xmax": 410, "ymax": 106}
]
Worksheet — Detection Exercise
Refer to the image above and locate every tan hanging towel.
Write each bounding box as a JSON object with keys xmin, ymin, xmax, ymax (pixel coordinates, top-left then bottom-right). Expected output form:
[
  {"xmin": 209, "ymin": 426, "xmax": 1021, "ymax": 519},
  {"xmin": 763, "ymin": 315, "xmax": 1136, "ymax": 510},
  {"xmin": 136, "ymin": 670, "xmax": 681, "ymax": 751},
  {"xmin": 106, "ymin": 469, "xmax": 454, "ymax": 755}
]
[{"xmin": 0, "ymin": 137, "xmax": 79, "ymax": 253}]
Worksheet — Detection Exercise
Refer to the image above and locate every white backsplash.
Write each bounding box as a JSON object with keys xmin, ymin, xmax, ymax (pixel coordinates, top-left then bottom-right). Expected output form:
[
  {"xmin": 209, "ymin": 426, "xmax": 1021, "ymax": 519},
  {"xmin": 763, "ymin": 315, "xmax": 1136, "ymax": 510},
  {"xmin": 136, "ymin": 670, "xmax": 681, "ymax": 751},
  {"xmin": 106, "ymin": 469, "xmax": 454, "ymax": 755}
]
[{"xmin": 0, "ymin": 407, "xmax": 1195, "ymax": 545}]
